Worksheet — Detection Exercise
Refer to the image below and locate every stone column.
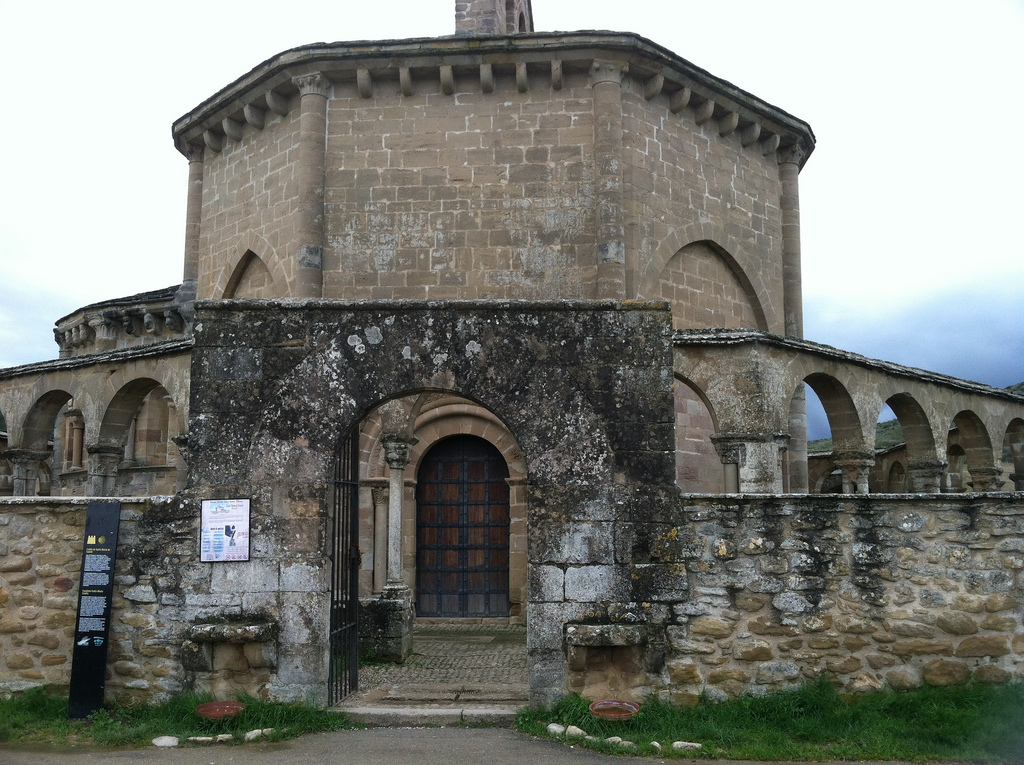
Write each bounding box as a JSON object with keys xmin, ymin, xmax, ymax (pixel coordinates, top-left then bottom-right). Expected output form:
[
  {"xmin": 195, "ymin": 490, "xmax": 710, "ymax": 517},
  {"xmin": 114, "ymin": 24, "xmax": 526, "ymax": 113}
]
[
  {"xmin": 908, "ymin": 459, "xmax": 946, "ymax": 493},
  {"xmin": 592, "ymin": 61, "xmax": 627, "ymax": 299},
  {"xmin": 292, "ymin": 72, "xmax": 330, "ymax": 299},
  {"xmin": 787, "ymin": 387, "xmax": 809, "ymax": 493},
  {"xmin": 711, "ymin": 435, "xmax": 785, "ymax": 493},
  {"xmin": 175, "ymin": 141, "xmax": 204, "ymax": 305},
  {"xmin": 382, "ymin": 438, "xmax": 412, "ymax": 590},
  {"xmin": 968, "ymin": 466, "xmax": 1005, "ymax": 492},
  {"xmin": 371, "ymin": 485, "xmax": 388, "ymax": 594},
  {"xmin": 6, "ymin": 449, "xmax": 49, "ymax": 497},
  {"xmin": 779, "ymin": 143, "xmax": 806, "ymax": 339},
  {"xmin": 87, "ymin": 444, "xmax": 124, "ymax": 496},
  {"xmin": 779, "ymin": 145, "xmax": 808, "ymax": 492},
  {"xmin": 833, "ymin": 452, "xmax": 875, "ymax": 494},
  {"xmin": 64, "ymin": 410, "xmax": 85, "ymax": 470},
  {"xmin": 363, "ymin": 438, "xmax": 413, "ymax": 663}
]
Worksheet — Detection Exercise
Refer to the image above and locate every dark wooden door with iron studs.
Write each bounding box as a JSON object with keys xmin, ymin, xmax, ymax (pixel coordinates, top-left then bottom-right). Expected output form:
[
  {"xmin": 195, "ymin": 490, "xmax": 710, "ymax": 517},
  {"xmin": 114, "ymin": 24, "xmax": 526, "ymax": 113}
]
[
  {"xmin": 416, "ymin": 435, "xmax": 510, "ymax": 618},
  {"xmin": 328, "ymin": 428, "xmax": 360, "ymax": 704}
]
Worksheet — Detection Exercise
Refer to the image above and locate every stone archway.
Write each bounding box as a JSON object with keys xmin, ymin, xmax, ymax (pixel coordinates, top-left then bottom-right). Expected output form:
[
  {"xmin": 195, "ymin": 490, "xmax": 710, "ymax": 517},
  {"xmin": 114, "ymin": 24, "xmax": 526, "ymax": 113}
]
[{"xmin": 187, "ymin": 301, "xmax": 676, "ymax": 707}]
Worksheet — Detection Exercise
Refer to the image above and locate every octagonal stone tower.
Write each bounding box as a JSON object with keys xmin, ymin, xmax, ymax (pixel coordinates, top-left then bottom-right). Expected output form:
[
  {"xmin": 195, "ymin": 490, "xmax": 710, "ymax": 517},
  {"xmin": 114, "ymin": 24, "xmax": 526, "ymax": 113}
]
[{"xmin": 172, "ymin": 4, "xmax": 813, "ymax": 338}]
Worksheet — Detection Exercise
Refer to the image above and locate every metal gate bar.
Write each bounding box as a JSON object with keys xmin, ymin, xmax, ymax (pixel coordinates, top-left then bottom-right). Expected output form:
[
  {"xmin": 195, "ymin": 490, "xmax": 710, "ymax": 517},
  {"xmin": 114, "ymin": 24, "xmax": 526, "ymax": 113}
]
[{"xmin": 328, "ymin": 428, "xmax": 360, "ymax": 704}]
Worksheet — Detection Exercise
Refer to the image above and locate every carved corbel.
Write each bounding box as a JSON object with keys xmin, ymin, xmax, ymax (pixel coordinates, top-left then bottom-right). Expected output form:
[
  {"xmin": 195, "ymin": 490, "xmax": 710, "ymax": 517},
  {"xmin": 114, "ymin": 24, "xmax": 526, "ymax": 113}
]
[
  {"xmin": 203, "ymin": 130, "xmax": 224, "ymax": 153},
  {"xmin": 669, "ymin": 87, "xmax": 691, "ymax": 113},
  {"xmin": 644, "ymin": 74, "xmax": 664, "ymax": 100},
  {"xmin": 516, "ymin": 63, "xmax": 528, "ymax": 93},
  {"xmin": 222, "ymin": 117, "xmax": 243, "ymax": 141},
  {"xmin": 357, "ymin": 68, "xmax": 373, "ymax": 99},
  {"xmin": 760, "ymin": 133, "xmax": 781, "ymax": 155},
  {"xmin": 440, "ymin": 65, "xmax": 455, "ymax": 95},
  {"xmin": 122, "ymin": 312, "xmax": 140, "ymax": 336},
  {"xmin": 479, "ymin": 63, "xmax": 494, "ymax": 94},
  {"xmin": 163, "ymin": 309, "xmax": 185, "ymax": 333},
  {"xmin": 265, "ymin": 89, "xmax": 290, "ymax": 116},
  {"xmin": 400, "ymin": 67, "xmax": 414, "ymax": 97},
  {"xmin": 694, "ymin": 99, "xmax": 715, "ymax": 125},
  {"xmin": 143, "ymin": 312, "xmax": 162, "ymax": 335},
  {"xmin": 740, "ymin": 122, "xmax": 761, "ymax": 147},
  {"xmin": 171, "ymin": 434, "xmax": 190, "ymax": 468},
  {"xmin": 243, "ymin": 103, "xmax": 266, "ymax": 129},
  {"xmin": 718, "ymin": 111, "xmax": 739, "ymax": 137},
  {"xmin": 550, "ymin": 60, "xmax": 563, "ymax": 90}
]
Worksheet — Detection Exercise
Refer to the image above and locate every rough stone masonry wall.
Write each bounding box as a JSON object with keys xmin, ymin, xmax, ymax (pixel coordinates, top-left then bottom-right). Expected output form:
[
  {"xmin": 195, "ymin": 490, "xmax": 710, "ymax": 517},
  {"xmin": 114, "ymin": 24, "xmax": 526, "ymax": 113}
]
[
  {"xmin": 630, "ymin": 494, "xmax": 1024, "ymax": 704},
  {"xmin": 0, "ymin": 497, "xmax": 197, "ymax": 703}
]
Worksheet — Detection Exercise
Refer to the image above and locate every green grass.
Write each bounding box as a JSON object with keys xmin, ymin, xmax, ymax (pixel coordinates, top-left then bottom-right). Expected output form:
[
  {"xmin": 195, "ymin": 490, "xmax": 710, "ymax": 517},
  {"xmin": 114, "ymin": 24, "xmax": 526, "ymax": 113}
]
[
  {"xmin": 517, "ymin": 679, "xmax": 1024, "ymax": 761},
  {"xmin": 0, "ymin": 687, "xmax": 356, "ymax": 748}
]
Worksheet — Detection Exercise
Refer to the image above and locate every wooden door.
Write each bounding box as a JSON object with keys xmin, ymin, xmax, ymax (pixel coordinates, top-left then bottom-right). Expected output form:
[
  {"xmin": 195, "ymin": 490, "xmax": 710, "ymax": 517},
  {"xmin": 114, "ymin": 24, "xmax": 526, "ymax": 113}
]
[{"xmin": 416, "ymin": 436, "xmax": 510, "ymax": 617}]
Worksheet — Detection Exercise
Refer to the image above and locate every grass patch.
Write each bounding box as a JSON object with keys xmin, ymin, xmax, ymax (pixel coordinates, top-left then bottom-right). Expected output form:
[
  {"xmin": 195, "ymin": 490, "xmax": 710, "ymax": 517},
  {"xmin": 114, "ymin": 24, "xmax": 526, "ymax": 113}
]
[
  {"xmin": 517, "ymin": 679, "xmax": 1024, "ymax": 761},
  {"xmin": 0, "ymin": 687, "xmax": 356, "ymax": 748}
]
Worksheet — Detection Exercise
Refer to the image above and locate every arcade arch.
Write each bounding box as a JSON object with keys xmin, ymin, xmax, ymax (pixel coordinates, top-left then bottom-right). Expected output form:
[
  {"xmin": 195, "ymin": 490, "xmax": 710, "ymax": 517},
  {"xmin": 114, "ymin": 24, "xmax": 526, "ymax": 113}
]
[
  {"xmin": 673, "ymin": 376, "xmax": 722, "ymax": 492},
  {"xmin": 946, "ymin": 410, "xmax": 998, "ymax": 491},
  {"xmin": 1003, "ymin": 418, "xmax": 1024, "ymax": 491},
  {"xmin": 352, "ymin": 393, "xmax": 528, "ymax": 617}
]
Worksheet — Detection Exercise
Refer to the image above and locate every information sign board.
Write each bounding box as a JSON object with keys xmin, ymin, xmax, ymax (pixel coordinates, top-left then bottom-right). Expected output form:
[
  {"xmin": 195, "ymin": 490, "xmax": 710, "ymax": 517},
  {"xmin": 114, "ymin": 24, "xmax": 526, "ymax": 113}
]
[
  {"xmin": 68, "ymin": 501, "xmax": 121, "ymax": 719},
  {"xmin": 200, "ymin": 499, "xmax": 251, "ymax": 562}
]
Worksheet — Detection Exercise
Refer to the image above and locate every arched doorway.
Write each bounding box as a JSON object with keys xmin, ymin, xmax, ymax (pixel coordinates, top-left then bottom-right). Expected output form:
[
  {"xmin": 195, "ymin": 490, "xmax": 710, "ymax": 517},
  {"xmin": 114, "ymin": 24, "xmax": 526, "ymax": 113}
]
[{"xmin": 416, "ymin": 435, "xmax": 510, "ymax": 618}]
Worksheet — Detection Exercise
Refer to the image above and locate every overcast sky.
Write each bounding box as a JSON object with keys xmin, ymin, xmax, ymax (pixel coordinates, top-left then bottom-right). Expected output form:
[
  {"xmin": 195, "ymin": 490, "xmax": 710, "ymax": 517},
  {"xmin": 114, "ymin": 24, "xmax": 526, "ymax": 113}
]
[{"xmin": 1, "ymin": 0, "xmax": 1022, "ymax": 401}]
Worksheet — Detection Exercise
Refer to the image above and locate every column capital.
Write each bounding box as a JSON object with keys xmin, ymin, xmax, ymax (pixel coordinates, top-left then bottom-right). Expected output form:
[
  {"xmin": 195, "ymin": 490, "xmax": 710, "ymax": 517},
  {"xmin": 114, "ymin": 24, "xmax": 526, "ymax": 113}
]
[
  {"xmin": 371, "ymin": 485, "xmax": 389, "ymax": 506},
  {"xmin": 181, "ymin": 140, "xmax": 205, "ymax": 163},
  {"xmin": 709, "ymin": 436, "xmax": 745, "ymax": 466},
  {"xmin": 968, "ymin": 466, "xmax": 1006, "ymax": 492},
  {"xmin": 833, "ymin": 452, "xmax": 875, "ymax": 494},
  {"xmin": 382, "ymin": 437, "xmax": 413, "ymax": 470},
  {"xmin": 292, "ymin": 72, "xmax": 330, "ymax": 98},
  {"xmin": 591, "ymin": 60, "xmax": 627, "ymax": 86},
  {"xmin": 87, "ymin": 443, "xmax": 125, "ymax": 459},
  {"xmin": 4, "ymin": 448, "xmax": 51, "ymax": 464},
  {"xmin": 778, "ymin": 142, "xmax": 808, "ymax": 166}
]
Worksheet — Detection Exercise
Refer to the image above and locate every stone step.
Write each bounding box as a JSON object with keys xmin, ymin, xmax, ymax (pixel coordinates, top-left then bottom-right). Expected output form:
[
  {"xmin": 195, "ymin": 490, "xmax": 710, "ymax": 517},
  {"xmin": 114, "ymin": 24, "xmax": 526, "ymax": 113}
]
[{"xmin": 334, "ymin": 682, "xmax": 528, "ymax": 728}]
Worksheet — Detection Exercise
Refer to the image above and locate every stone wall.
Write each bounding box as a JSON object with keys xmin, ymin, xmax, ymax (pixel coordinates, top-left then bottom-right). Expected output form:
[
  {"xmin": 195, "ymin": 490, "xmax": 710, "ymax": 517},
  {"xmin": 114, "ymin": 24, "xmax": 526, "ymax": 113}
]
[
  {"xmin": 621, "ymin": 494, "xmax": 1024, "ymax": 703},
  {"xmin": 0, "ymin": 498, "xmax": 195, "ymax": 702},
  {"xmin": 623, "ymin": 90, "xmax": 784, "ymax": 333},
  {"xmin": 187, "ymin": 299, "xmax": 677, "ymax": 706},
  {"xmin": 199, "ymin": 109, "xmax": 302, "ymax": 300}
]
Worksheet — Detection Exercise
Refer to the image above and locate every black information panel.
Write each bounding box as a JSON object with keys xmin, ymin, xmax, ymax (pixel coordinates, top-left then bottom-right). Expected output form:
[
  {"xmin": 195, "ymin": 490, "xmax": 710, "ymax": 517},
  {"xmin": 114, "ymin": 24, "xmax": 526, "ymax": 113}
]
[{"xmin": 68, "ymin": 501, "xmax": 121, "ymax": 719}]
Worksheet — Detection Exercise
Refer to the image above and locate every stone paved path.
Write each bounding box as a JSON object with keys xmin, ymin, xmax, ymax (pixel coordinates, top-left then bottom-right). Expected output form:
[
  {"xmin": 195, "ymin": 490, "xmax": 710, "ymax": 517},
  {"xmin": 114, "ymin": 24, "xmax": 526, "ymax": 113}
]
[
  {"xmin": 359, "ymin": 622, "xmax": 528, "ymax": 685},
  {"xmin": 337, "ymin": 621, "xmax": 528, "ymax": 725}
]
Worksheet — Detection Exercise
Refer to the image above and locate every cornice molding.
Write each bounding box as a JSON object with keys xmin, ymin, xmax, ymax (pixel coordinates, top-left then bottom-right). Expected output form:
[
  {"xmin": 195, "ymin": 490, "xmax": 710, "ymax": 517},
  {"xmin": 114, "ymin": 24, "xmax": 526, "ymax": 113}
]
[{"xmin": 172, "ymin": 31, "xmax": 815, "ymax": 167}]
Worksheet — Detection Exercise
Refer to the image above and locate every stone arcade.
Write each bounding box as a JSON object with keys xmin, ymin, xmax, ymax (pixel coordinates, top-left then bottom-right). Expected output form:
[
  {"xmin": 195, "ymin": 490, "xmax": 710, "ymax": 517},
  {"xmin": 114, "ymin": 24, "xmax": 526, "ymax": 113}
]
[{"xmin": 2, "ymin": 0, "xmax": 1024, "ymax": 707}]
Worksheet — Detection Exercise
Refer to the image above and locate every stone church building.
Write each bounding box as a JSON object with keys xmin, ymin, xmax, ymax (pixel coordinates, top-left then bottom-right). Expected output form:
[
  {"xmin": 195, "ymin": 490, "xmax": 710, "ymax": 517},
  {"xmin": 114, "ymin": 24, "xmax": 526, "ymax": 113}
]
[{"xmin": 2, "ymin": 0, "xmax": 1024, "ymax": 707}]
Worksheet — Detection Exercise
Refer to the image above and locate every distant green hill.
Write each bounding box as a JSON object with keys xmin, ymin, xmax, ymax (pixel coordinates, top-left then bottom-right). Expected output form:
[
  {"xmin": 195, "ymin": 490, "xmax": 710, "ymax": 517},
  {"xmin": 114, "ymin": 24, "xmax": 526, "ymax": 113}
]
[
  {"xmin": 1009, "ymin": 381, "xmax": 1024, "ymax": 395},
  {"xmin": 809, "ymin": 419, "xmax": 904, "ymax": 454}
]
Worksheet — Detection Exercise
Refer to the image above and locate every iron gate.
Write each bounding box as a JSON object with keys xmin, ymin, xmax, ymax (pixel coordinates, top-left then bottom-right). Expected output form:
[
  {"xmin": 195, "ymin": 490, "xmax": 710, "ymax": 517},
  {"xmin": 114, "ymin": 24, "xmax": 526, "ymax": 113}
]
[
  {"xmin": 328, "ymin": 428, "xmax": 360, "ymax": 704},
  {"xmin": 416, "ymin": 435, "xmax": 510, "ymax": 617}
]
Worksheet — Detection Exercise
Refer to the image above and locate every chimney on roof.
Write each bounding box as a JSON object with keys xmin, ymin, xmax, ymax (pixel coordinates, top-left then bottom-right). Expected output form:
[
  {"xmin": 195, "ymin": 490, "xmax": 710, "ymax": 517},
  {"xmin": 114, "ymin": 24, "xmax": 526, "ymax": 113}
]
[{"xmin": 455, "ymin": 0, "xmax": 534, "ymax": 35}]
